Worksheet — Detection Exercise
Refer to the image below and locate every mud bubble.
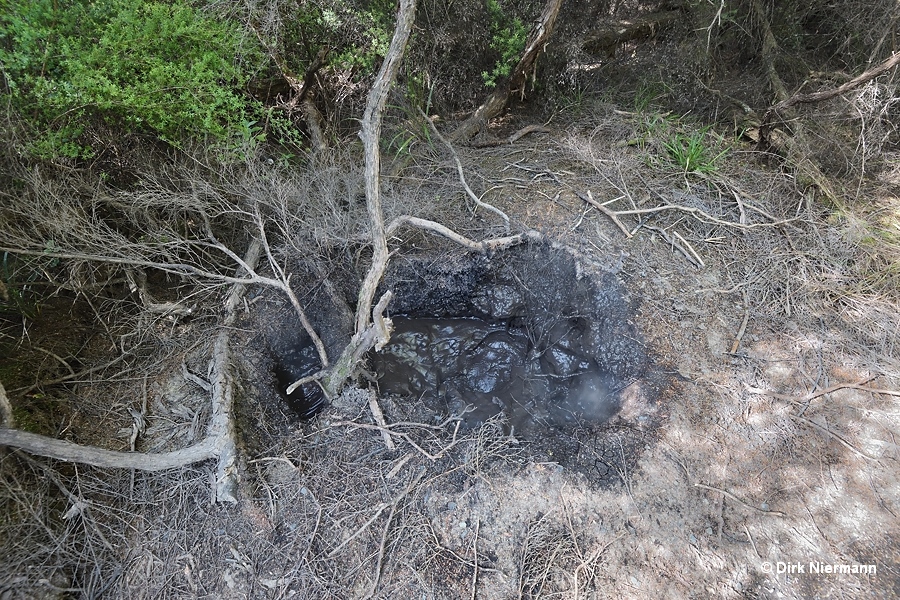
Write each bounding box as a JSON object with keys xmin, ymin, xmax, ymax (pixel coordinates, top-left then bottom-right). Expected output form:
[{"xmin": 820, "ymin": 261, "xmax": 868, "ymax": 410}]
[{"xmin": 373, "ymin": 243, "xmax": 660, "ymax": 442}]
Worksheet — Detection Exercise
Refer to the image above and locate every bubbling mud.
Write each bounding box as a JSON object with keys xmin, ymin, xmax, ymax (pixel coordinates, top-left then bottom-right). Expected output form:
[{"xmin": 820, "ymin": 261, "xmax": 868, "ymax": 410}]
[
  {"xmin": 372, "ymin": 243, "xmax": 648, "ymax": 435},
  {"xmin": 374, "ymin": 316, "xmax": 620, "ymax": 432}
]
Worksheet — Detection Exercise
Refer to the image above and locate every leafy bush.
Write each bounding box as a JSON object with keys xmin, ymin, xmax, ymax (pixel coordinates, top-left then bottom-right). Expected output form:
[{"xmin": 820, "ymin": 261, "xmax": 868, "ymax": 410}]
[
  {"xmin": 0, "ymin": 0, "xmax": 264, "ymax": 158},
  {"xmin": 481, "ymin": 0, "xmax": 527, "ymax": 88}
]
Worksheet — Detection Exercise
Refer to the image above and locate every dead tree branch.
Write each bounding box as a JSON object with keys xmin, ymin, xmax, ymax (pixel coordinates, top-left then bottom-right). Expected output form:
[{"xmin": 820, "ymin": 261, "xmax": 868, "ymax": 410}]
[
  {"xmin": 249, "ymin": 22, "xmax": 330, "ymax": 151},
  {"xmin": 207, "ymin": 238, "xmax": 261, "ymax": 502},
  {"xmin": 315, "ymin": 291, "xmax": 394, "ymax": 397},
  {"xmin": 0, "ymin": 429, "xmax": 217, "ymax": 471},
  {"xmin": 0, "ymin": 240, "xmax": 260, "ymax": 502},
  {"xmin": 386, "ymin": 216, "xmax": 541, "ymax": 254},
  {"xmin": 762, "ymin": 51, "xmax": 900, "ymax": 126},
  {"xmin": 750, "ymin": 0, "xmax": 841, "ymax": 203},
  {"xmin": 418, "ymin": 108, "xmax": 511, "ymax": 229},
  {"xmin": 298, "ymin": 0, "xmax": 417, "ymax": 402},
  {"xmin": 0, "ymin": 232, "xmax": 330, "ymax": 369},
  {"xmin": 353, "ymin": 0, "xmax": 417, "ymax": 336},
  {"xmin": 750, "ymin": 0, "xmax": 788, "ymax": 103}
]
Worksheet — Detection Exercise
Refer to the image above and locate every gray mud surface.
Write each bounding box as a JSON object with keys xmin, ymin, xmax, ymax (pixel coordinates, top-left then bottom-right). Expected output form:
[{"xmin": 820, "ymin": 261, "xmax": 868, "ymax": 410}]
[{"xmin": 374, "ymin": 243, "xmax": 651, "ymax": 437}]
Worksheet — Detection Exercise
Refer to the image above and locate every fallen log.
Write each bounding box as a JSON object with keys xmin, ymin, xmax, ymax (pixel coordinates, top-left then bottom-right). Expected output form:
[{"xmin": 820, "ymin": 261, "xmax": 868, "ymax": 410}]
[{"xmin": 581, "ymin": 10, "xmax": 681, "ymax": 58}]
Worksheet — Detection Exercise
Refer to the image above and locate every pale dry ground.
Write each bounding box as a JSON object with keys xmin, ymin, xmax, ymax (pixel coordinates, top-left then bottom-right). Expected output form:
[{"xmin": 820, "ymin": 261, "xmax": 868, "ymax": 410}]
[
  {"xmin": 1, "ymin": 109, "xmax": 898, "ymax": 599},
  {"xmin": 434, "ymin": 123, "xmax": 900, "ymax": 599},
  {"xmin": 221, "ymin": 122, "xmax": 899, "ymax": 598}
]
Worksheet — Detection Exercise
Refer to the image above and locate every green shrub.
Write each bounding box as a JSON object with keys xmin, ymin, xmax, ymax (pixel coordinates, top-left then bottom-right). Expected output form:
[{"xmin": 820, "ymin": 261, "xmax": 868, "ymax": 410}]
[
  {"xmin": 332, "ymin": 0, "xmax": 394, "ymax": 76},
  {"xmin": 481, "ymin": 0, "xmax": 527, "ymax": 88},
  {"xmin": 0, "ymin": 0, "xmax": 264, "ymax": 158}
]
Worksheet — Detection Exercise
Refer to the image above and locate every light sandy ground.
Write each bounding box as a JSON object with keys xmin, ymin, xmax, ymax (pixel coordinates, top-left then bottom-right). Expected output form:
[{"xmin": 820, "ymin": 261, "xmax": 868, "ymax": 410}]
[{"xmin": 2, "ymin": 120, "xmax": 897, "ymax": 599}]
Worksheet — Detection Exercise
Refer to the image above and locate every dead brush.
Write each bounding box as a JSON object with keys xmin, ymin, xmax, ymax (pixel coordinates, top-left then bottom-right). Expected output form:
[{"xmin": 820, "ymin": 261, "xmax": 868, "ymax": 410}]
[
  {"xmin": 461, "ymin": 412, "xmax": 525, "ymax": 479},
  {"xmin": 516, "ymin": 512, "xmax": 580, "ymax": 599},
  {"xmin": 515, "ymin": 506, "xmax": 624, "ymax": 600}
]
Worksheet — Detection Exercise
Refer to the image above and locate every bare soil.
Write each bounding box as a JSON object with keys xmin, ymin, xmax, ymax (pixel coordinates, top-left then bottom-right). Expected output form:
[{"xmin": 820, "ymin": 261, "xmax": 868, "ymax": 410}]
[{"xmin": 2, "ymin": 101, "xmax": 899, "ymax": 599}]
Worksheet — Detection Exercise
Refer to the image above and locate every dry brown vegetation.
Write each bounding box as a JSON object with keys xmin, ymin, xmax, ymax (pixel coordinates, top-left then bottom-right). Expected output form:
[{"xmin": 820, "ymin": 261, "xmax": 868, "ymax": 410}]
[{"xmin": 2, "ymin": 0, "xmax": 900, "ymax": 598}]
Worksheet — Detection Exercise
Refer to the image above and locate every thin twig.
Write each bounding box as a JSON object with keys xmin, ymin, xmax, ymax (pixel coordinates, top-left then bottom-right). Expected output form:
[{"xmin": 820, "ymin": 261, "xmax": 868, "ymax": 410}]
[
  {"xmin": 597, "ymin": 200, "xmax": 797, "ymax": 230},
  {"xmin": 789, "ymin": 414, "xmax": 881, "ymax": 461},
  {"xmin": 744, "ymin": 525, "xmax": 761, "ymax": 559},
  {"xmin": 730, "ymin": 292, "xmax": 750, "ymax": 354},
  {"xmin": 364, "ymin": 498, "xmax": 399, "ymax": 600},
  {"xmin": 578, "ymin": 190, "xmax": 632, "ymax": 238},
  {"xmin": 744, "ymin": 375, "xmax": 891, "ymax": 403},
  {"xmin": 643, "ymin": 225, "xmax": 703, "ymax": 268},
  {"xmin": 0, "ymin": 381, "xmax": 14, "ymax": 428},
  {"xmin": 418, "ymin": 108, "xmax": 511, "ymax": 229},
  {"xmin": 333, "ymin": 420, "xmax": 462, "ymax": 461},
  {"xmin": 31, "ymin": 346, "xmax": 76, "ymax": 377},
  {"xmin": 471, "ymin": 519, "xmax": 480, "ymax": 600},
  {"xmin": 368, "ymin": 390, "xmax": 396, "ymax": 451},
  {"xmin": 573, "ymin": 532, "xmax": 626, "ymax": 598},
  {"xmin": 673, "ymin": 230, "xmax": 705, "ymax": 267},
  {"xmin": 15, "ymin": 352, "xmax": 129, "ymax": 395},
  {"xmin": 694, "ymin": 483, "xmax": 786, "ymax": 517},
  {"xmin": 328, "ymin": 468, "xmax": 424, "ymax": 559}
]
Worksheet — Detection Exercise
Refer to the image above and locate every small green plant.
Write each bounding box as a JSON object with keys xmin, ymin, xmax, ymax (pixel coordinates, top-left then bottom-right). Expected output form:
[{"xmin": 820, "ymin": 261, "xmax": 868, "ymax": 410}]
[
  {"xmin": 481, "ymin": 0, "xmax": 527, "ymax": 88},
  {"xmin": 663, "ymin": 126, "xmax": 729, "ymax": 174},
  {"xmin": 626, "ymin": 110, "xmax": 676, "ymax": 152},
  {"xmin": 385, "ymin": 128, "xmax": 417, "ymax": 158},
  {"xmin": 331, "ymin": 0, "xmax": 395, "ymax": 77},
  {"xmin": 634, "ymin": 82, "xmax": 665, "ymax": 114},
  {"xmin": 556, "ymin": 83, "xmax": 589, "ymax": 115}
]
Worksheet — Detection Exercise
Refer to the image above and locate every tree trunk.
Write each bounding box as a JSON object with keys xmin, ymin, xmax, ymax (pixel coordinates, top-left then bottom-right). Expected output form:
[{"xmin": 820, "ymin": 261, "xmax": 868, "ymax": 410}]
[
  {"xmin": 321, "ymin": 0, "xmax": 417, "ymax": 398},
  {"xmin": 451, "ymin": 0, "xmax": 563, "ymax": 143}
]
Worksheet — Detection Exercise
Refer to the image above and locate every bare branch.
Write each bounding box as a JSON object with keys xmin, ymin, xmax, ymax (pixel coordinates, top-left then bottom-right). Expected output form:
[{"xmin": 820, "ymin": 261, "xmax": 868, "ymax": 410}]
[
  {"xmin": 353, "ymin": 0, "xmax": 417, "ymax": 335},
  {"xmin": 763, "ymin": 52, "xmax": 900, "ymax": 125},
  {"xmin": 0, "ymin": 428, "xmax": 216, "ymax": 471},
  {"xmin": 386, "ymin": 215, "xmax": 541, "ymax": 253},
  {"xmin": 418, "ymin": 108, "xmax": 510, "ymax": 229},
  {"xmin": 0, "ymin": 240, "xmax": 259, "ymax": 499}
]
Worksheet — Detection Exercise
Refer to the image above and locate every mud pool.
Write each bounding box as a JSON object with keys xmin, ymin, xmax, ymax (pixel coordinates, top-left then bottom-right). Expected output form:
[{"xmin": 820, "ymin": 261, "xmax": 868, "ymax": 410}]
[
  {"xmin": 374, "ymin": 316, "xmax": 620, "ymax": 432},
  {"xmin": 369, "ymin": 244, "xmax": 651, "ymax": 435},
  {"xmin": 264, "ymin": 243, "xmax": 653, "ymax": 439},
  {"xmin": 272, "ymin": 335, "xmax": 326, "ymax": 420}
]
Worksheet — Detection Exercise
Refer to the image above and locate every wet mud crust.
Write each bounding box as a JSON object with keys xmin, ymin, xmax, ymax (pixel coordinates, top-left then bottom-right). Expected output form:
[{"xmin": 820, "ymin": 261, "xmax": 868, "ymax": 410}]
[{"xmin": 374, "ymin": 241, "xmax": 669, "ymax": 482}]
